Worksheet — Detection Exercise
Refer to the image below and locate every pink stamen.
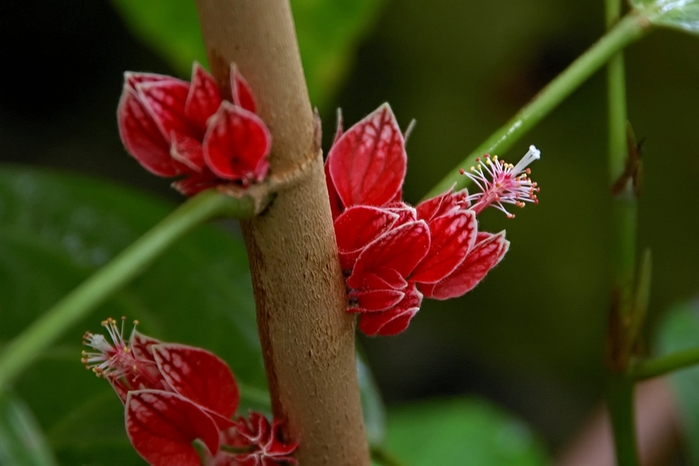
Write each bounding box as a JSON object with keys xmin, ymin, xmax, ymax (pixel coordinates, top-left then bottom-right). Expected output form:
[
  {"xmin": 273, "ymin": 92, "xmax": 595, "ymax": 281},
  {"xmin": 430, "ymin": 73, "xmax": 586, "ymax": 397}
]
[{"xmin": 464, "ymin": 145, "xmax": 540, "ymax": 218}]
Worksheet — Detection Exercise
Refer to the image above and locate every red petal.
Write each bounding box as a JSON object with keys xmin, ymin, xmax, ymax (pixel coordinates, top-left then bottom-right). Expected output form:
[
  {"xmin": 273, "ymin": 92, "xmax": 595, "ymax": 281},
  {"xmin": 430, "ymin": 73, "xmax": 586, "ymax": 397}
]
[
  {"xmin": 410, "ymin": 210, "xmax": 477, "ymax": 284},
  {"xmin": 117, "ymin": 86, "xmax": 186, "ymax": 177},
  {"xmin": 203, "ymin": 102, "xmax": 271, "ymax": 183},
  {"xmin": 334, "ymin": 206, "xmax": 399, "ymax": 270},
  {"xmin": 349, "ymin": 288, "xmax": 405, "ymax": 313},
  {"xmin": 416, "ymin": 187, "xmax": 471, "ymax": 222},
  {"xmin": 171, "ymin": 133, "xmax": 205, "ymax": 171},
  {"xmin": 185, "ymin": 63, "xmax": 223, "ymax": 133},
  {"xmin": 230, "ymin": 414, "xmax": 298, "ymax": 465},
  {"xmin": 236, "ymin": 411, "xmax": 270, "ymax": 444},
  {"xmin": 152, "ymin": 344, "xmax": 239, "ymax": 419},
  {"xmin": 358, "ymin": 286, "xmax": 422, "ymax": 336},
  {"xmin": 171, "ymin": 171, "xmax": 220, "ymax": 196},
  {"xmin": 416, "ymin": 188, "xmax": 452, "ymax": 222},
  {"xmin": 327, "ymin": 103, "xmax": 407, "ymax": 208},
  {"xmin": 129, "ymin": 329, "xmax": 161, "ymax": 363},
  {"xmin": 364, "ymin": 268, "xmax": 407, "ymax": 290},
  {"xmin": 231, "ymin": 64, "xmax": 256, "ymax": 113},
  {"xmin": 386, "ymin": 203, "xmax": 418, "ymax": 226},
  {"xmin": 125, "ymin": 71, "xmax": 174, "ymax": 88},
  {"xmin": 137, "ymin": 79, "xmax": 199, "ymax": 140},
  {"xmin": 347, "ymin": 221, "xmax": 430, "ymax": 290},
  {"xmin": 126, "ymin": 390, "xmax": 220, "ymax": 466},
  {"xmin": 420, "ymin": 231, "xmax": 509, "ymax": 300}
]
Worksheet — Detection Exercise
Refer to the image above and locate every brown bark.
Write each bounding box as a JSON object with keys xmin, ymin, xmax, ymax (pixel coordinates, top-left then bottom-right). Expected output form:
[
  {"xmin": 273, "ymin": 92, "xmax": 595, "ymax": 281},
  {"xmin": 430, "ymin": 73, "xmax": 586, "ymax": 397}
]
[{"xmin": 195, "ymin": 1, "xmax": 369, "ymax": 464}]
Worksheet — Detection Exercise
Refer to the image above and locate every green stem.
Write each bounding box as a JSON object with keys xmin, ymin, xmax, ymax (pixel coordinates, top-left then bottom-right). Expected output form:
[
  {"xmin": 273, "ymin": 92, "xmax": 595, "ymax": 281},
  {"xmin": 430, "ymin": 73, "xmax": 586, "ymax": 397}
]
[
  {"xmin": 0, "ymin": 189, "xmax": 261, "ymax": 389},
  {"xmin": 606, "ymin": 4, "xmax": 628, "ymax": 182},
  {"xmin": 607, "ymin": 8, "xmax": 636, "ymax": 324},
  {"xmin": 607, "ymin": 376, "xmax": 639, "ymax": 466},
  {"xmin": 604, "ymin": 1, "xmax": 640, "ymax": 465},
  {"xmin": 630, "ymin": 347, "xmax": 699, "ymax": 381},
  {"xmin": 425, "ymin": 12, "xmax": 649, "ymax": 199},
  {"xmin": 370, "ymin": 446, "xmax": 406, "ymax": 466}
]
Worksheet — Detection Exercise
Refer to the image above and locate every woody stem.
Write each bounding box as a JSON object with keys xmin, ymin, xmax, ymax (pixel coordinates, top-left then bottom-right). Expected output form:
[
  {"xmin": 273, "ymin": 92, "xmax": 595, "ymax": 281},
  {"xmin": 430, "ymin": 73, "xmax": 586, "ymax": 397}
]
[{"xmin": 195, "ymin": 1, "xmax": 369, "ymax": 464}]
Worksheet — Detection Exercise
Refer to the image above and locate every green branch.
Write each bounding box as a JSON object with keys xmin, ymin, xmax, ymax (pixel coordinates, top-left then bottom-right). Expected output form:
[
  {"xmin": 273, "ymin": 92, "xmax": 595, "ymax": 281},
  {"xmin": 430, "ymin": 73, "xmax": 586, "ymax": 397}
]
[
  {"xmin": 425, "ymin": 12, "xmax": 649, "ymax": 199},
  {"xmin": 0, "ymin": 189, "xmax": 266, "ymax": 389},
  {"xmin": 603, "ymin": 1, "xmax": 640, "ymax": 465},
  {"xmin": 607, "ymin": 376, "xmax": 639, "ymax": 466},
  {"xmin": 630, "ymin": 347, "xmax": 699, "ymax": 381}
]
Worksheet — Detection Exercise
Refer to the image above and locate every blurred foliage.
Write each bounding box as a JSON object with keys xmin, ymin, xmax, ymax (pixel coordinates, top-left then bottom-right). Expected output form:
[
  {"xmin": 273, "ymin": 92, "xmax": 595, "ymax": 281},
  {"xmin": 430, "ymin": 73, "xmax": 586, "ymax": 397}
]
[
  {"xmin": 0, "ymin": 392, "xmax": 57, "ymax": 466},
  {"xmin": 110, "ymin": 0, "xmax": 385, "ymax": 110},
  {"xmin": 110, "ymin": 0, "xmax": 207, "ymax": 77},
  {"xmin": 656, "ymin": 301, "xmax": 699, "ymax": 464},
  {"xmin": 384, "ymin": 398, "xmax": 549, "ymax": 465}
]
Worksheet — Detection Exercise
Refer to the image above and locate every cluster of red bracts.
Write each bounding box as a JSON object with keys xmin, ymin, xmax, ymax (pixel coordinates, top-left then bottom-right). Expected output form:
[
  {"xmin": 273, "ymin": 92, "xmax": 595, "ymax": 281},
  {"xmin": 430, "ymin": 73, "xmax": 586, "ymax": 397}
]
[
  {"xmin": 117, "ymin": 63, "xmax": 271, "ymax": 195},
  {"xmin": 82, "ymin": 318, "xmax": 296, "ymax": 466},
  {"xmin": 326, "ymin": 104, "xmax": 512, "ymax": 336},
  {"xmin": 116, "ymin": 63, "xmax": 536, "ymax": 337}
]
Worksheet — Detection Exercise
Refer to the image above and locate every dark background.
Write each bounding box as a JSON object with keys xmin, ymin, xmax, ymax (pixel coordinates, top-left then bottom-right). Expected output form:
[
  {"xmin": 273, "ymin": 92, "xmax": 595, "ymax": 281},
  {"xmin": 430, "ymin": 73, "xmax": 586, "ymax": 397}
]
[{"xmin": 2, "ymin": 0, "xmax": 699, "ymax": 453}]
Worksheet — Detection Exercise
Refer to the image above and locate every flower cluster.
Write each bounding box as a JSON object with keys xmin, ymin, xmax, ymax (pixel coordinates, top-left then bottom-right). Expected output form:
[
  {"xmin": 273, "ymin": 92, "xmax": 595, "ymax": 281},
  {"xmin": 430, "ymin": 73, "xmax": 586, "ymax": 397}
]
[
  {"xmin": 325, "ymin": 104, "xmax": 539, "ymax": 336},
  {"xmin": 117, "ymin": 63, "xmax": 271, "ymax": 195},
  {"xmin": 82, "ymin": 318, "xmax": 297, "ymax": 466}
]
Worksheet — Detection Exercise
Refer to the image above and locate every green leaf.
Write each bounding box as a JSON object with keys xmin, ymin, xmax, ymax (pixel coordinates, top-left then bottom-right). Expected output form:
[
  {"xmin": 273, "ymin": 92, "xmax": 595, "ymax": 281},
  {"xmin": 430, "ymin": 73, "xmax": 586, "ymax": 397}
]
[
  {"xmin": 631, "ymin": 0, "xmax": 699, "ymax": 36},
  {"xmin": 0, "ymin": 391, "xmax": 57, "ymax": 466},
  {"xmin": 656, "ymin": 302, "xmax": 699, "ymax": 464},
  {"xmin": 111, "ymin": 0, "xmax": 208, "ymax": 76},
  {"xmin": 384, "ymin": 398, "xmax": 549, "ymax": 466},
  {"xmin": 292, "ymin": 0, "xmax": 386, "ymax": 109},
  {"xmin": 0, "ymin": 167, "xmax": 265, "ymax": 464},
  {"xmin": 109, "ymin": 0, "xmax": 385, "ymax": 110}
]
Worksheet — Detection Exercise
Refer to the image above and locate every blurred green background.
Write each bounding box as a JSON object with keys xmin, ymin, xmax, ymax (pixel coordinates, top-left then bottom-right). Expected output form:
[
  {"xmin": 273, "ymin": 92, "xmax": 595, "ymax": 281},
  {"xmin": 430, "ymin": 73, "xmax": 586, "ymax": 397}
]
[{"xmin": 2, "ymin": 0, "xmax": 699, "ymax": 462}]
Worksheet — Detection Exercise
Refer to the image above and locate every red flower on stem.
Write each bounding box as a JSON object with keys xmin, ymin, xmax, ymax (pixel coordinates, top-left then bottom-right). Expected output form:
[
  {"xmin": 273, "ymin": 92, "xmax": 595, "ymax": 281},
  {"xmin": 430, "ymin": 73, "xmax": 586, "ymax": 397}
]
[
  {"xmin": 117, "ymin": 63, "xmax": 271, "ymax": 195},
  {"xmin": 82, "ymin": 318, "xmax": 297, "ymax": 466},
  {"xmin": 325, "ymin": 104, "xmax": 540, "ymax": 336}
]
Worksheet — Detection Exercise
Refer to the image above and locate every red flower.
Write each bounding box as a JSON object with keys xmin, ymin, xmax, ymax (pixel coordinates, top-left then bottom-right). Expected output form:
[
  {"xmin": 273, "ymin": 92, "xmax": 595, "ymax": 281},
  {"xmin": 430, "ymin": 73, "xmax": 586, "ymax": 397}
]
[
  {"xmin": 117, "ymin": 63, "xmax": 271, "ymax": 195},
  {"xmin": 211, "ymin": 413, "xmax": 298, "ymax": 466},
  {"xmin": 325, "ymin": 104, "xmax": 540, "ymax": 336},
  {"xmin": 83, "ymin": 318, "xmax": 296, "ymax": 466}
]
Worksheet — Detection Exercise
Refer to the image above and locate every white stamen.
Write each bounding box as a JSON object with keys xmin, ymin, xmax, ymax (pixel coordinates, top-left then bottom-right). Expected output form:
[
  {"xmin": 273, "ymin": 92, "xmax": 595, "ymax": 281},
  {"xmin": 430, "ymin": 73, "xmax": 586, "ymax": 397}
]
[
  {"xmin": 511, "ymin": 145, "xmax": 540, "ymax": 175},
  {"xmin": 87, "ymin": 334, "xmax": 112, "ymax": 353}
]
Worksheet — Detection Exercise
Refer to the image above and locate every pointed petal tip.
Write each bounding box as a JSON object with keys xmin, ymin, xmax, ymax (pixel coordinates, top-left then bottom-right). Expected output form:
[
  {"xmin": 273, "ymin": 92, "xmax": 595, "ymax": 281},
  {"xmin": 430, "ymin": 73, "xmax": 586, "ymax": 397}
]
[{"xmin": 203, "ymin": 102, "xmax": 271, "ymax": 182}]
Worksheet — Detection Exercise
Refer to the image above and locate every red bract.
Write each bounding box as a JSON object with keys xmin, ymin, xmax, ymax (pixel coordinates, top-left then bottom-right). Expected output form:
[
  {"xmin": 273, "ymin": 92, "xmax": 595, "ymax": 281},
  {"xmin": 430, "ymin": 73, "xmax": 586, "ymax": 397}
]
[
  {"xmin": 325, "ymin": 104, "xmax": 541, "ymax": 336},
  {"xmin": 214, "ymin": 412, "xmax": 298, "ymax": 466},
  {"xmin": 83, "ymin": 319, "xmax": 297, "ymax": 466},
  {"xmin": 420, "ymin": 231, "xmax": 509, "ymax": 300},
  {"xmin": 326, "ymin": 103, "xmax": 406, "ymax": 217},
  {"xmin": 117, "ymin": 62, "xmax": 270, "ymax": 195},
  {"xmin": 126, "ymin": 389, "xmax": 221, "ymax": 466}
]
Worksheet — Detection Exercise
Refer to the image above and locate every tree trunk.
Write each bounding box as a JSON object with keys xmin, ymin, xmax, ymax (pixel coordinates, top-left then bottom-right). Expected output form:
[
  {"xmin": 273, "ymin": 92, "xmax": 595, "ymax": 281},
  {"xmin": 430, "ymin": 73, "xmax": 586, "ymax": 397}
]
[{"xmin": 195, "ymin": 1, "xmax": 370, "ymax": 464}]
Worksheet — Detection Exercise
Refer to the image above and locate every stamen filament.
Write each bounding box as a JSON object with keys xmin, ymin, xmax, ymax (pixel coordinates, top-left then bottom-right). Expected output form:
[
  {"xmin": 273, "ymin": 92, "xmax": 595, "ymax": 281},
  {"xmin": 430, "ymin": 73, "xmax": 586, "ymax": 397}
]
[{"xmin": 463, "ymin": 146, "xmax": 541, "ymax": 217}]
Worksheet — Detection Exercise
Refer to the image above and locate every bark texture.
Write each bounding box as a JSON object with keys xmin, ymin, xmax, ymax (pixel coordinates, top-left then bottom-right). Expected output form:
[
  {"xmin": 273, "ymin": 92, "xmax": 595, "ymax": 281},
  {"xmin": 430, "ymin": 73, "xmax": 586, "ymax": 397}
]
[{"xmin": 195, "ymin": 1, "xmax": 369, "ymax": 464}]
